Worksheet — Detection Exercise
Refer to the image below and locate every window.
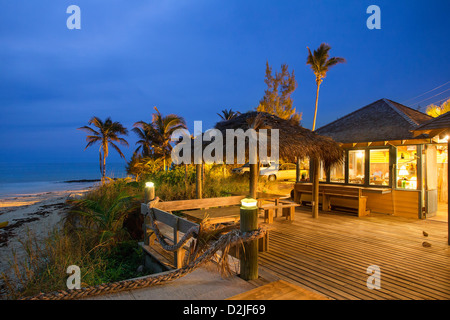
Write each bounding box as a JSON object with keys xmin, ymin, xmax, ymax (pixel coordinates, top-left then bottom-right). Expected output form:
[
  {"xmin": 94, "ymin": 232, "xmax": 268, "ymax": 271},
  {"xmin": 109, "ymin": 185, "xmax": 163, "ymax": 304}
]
[
  {"xmin": 348, "ymin": 150, "xmax": 365, "ymax": 184},
  {"xmin": 396, "ymin": 146, "xmax": 418, "ymax": 189},
  {"xmin": 330, "ymin": 158, "xmax": 345, "ymax": 183},
  {"xmin": 370, "ymin": 149, "xmax": 390, "ymax": 186}
]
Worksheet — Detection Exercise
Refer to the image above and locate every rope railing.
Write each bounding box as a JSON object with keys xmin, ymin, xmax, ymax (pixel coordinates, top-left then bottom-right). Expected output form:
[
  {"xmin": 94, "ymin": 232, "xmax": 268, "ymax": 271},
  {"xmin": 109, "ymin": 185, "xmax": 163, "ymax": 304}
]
[{"xmin": 21, "ymin": 201, "xmax": 266, "ymax": 300}]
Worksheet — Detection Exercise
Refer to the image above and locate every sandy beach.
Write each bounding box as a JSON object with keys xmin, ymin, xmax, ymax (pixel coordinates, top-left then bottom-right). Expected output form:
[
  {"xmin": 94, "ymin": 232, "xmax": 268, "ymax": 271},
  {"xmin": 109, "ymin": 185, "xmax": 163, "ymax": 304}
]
[{"xmin": 0, "ymin": 189, "xmax": 91, "ymax": 281}]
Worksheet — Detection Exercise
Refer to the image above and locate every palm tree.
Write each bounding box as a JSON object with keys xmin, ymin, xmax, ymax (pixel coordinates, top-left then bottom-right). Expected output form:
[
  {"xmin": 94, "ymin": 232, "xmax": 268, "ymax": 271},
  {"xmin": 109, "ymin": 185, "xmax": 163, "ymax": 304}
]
[
  {"xmin": 135, "ymin": 107, "xmax": 187, "ymax": 171},
  {"xmin": 306, "ymin": 43, "xmax": 346, "ymax": 131},
  {"xmin": 131, "ymin": 122, "xmax": 154, "ymax": 157},
  {"xmin": 217, "ymin": 108, "xmax": 240, "ymax": 121},
  {"xmin": 78, "ymin": 116, "xmax": 129, "ymax": 181}
]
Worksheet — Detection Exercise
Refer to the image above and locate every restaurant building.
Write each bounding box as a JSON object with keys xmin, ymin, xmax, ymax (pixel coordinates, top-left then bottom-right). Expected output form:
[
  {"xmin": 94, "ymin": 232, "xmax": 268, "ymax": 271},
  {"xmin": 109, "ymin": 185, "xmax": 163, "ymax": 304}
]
[{"xmin": 298, "ymin": 98, "xmax": 448, "ymax": 219}]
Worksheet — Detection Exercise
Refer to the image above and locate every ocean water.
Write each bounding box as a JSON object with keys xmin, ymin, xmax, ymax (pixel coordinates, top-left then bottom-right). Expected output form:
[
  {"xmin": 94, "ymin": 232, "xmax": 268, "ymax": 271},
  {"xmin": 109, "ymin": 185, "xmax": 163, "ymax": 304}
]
[{"xmin": 0, "ymin": 162, "xmax": 127, "ymax": 198}]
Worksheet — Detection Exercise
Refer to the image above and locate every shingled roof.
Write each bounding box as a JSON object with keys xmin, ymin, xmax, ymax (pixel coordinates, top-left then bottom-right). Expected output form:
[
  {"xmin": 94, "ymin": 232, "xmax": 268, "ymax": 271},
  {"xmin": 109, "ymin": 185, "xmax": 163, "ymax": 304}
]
[
  {"xmin": 412, "ymin": 111, "xmax": 450, "ymax": 138},
  {"xmin": 316, "ymin": 98, "xmax": 433, "ymax": 143}
]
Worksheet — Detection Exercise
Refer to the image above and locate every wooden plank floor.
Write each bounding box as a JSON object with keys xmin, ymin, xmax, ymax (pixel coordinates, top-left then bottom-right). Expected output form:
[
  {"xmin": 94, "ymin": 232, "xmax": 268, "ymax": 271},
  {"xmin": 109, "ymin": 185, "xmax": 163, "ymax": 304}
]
[{"xmin": 258, "ymin": 207, "xmax": 450, "ymax": 300}]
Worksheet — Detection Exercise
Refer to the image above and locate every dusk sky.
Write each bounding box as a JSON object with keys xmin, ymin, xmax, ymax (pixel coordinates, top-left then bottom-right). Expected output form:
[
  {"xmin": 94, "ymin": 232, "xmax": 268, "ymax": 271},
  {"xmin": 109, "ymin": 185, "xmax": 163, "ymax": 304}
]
[{"xmin": 1, "ymin": 0, "xmax": 449, "ymax": 164}]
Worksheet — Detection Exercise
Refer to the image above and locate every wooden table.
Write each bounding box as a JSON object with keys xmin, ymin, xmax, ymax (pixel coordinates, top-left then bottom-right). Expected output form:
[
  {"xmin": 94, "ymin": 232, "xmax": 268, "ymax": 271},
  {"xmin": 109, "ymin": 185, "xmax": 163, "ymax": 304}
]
[
  {"xmin": 254, "ymin": 192, "xmax": 291, "ymax": 218},
  {"xmin": 227, "ymin": 280, "xmax": 329, "ymax": 300},
  {"xmin": 181, "ymin": 206, "xmax": 241, "ymax": 225}
]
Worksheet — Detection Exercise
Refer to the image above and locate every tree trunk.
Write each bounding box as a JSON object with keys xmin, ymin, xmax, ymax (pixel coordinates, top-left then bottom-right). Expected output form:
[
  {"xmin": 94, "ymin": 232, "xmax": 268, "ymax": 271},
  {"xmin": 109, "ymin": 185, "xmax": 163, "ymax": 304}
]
[
  {"xmin": 312, "ymin": 82, "xmax": 321, "ymax": 132},
  {"xmin": 249, "ymin": 162, "xmax": 258, "ymax": 199},
  {"xmin": 196, "ymin": 163, "xmax": 202, "ymax": 199},
  {"xmin": 103, "ymin": 151, "xmax": 106, "ymax": 182}
]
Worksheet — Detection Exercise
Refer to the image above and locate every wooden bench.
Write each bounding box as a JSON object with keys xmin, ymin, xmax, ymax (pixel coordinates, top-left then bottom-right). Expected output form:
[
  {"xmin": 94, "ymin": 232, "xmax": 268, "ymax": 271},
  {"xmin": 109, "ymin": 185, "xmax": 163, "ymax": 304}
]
[
  {"xmin": 141, "ymin": 204, "xmax": 200, "ymax": 269},
  {"xmin": 260, "ymin": 200, "xmax": 300, "ymax": 223},
  {"xmin": 294, "ymin": 183, "xmax": 370, "ymax": 217}
]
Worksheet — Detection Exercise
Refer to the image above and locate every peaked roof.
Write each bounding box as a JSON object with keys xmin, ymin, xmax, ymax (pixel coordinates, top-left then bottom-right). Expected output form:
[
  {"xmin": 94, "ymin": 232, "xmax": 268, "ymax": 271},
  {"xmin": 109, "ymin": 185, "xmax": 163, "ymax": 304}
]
[{"xmin": 316, "ymin": 99, "xmax": 433, "ymax": 143}]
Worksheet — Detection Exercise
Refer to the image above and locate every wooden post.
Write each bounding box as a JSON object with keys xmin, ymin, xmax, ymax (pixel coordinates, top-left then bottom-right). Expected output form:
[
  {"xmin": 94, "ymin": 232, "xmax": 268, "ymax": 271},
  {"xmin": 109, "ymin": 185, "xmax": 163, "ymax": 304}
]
[
  {"xmin": 448, "ymin": 140, "xmax": 449, "ymax": 245},
  {"xmin": 312, "ymin": 159, "xmax": 320, "ymax": 218},
  {"xmin": 249, "ymin": 163, "xmax": 258, "ymax": 199},
  {"xmin": 173, "ymin": 217, "xmax": 185, "ymax": 268},
  {"xmin": 240, "ymin": 199, "xmax": 259, "ymax": 280},
  {"xmin": 143, "ymin": 183, "xmax": 155, "ymax": 245},
  {"xmin": 196, "ymin": 163, "xmax": 202, "ymax": 199},
  {"xmin": 296, "ymin": 157, "xmax": 301, "ymax": 182}
]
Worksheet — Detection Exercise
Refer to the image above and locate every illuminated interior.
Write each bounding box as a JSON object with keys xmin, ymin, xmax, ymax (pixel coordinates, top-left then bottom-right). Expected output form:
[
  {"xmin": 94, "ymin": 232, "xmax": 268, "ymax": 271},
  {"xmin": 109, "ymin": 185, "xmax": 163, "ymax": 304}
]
[
  {"xmin": 437, "ymin": 145, "xmax": 448, "ymax": 203},
  {"xmin": 396, "ymin": 146, "xmax": 417, "ymax": 189},
  {"xmin": 348, "ymin": 150, "xmax": 365, "ymax": 184},
  {"xmin": 330, "ymin": 158, "xmax": 345, "ymax": 183},
  {"xmin": 369, "ymin": 149, "xmax": 390, "ymax": 186}
]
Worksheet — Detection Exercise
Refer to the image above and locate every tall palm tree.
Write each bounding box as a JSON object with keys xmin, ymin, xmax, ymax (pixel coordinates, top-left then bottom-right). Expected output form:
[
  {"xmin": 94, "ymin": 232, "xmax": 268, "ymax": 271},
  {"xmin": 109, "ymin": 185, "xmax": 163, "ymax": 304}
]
[
  {"xmin": 134, "ymin": 107, "xmax": 186, "ymax": 171},
  {"xmin": 78, "ymin": 116, "xmax": 129, "ymax": 180},
  {"xmin": 306, "ymin": 43, "xmax": 346, "ymax": 131},
  {"xmin": 217, "ymin": 108, "xmax": 240, "ymax": 121}
]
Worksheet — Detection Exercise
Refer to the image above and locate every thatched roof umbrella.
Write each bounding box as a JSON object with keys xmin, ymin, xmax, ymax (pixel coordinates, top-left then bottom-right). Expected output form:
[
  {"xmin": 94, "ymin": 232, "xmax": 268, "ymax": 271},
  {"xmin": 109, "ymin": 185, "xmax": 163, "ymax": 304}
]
[{"xmin": 213, "ymin": 111, "xmax": 344, "ymax": 218}]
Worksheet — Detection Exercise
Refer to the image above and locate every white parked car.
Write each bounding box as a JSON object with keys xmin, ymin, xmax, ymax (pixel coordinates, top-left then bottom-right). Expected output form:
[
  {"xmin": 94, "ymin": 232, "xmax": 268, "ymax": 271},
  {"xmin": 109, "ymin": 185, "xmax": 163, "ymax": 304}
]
[
  {"xmin": 232, "ymin": 162, "xmax": 272, "ymax": 175},
  {"xmin": 260, "ymin": 163, "xmax": 297, "ymax": 181},
  {"xmin": 232, "ymin": 163, "xmax": 250, "ymax": 175}
]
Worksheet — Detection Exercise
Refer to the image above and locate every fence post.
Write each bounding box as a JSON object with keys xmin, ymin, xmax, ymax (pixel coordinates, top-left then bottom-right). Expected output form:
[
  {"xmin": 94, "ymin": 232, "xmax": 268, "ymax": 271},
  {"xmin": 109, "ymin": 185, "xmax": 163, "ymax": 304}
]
[
  {"xmin": 239, "ymin": 198, "xmax": 259, "ymax": 280},
  {"xmin": 143, "ymin": 182, "xmax": 155, "ymax": 245}
]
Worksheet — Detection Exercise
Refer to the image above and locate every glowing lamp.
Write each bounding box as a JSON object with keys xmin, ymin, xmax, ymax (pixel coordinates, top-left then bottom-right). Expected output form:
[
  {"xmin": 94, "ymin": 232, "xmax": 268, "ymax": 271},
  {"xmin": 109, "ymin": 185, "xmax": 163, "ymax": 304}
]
[
  {"xmin": 144, "ymin": 181, "xmax": 155, "ymax": 203},
  {"xmin": 240, "ymin": 198, "xmax": 258, "ymax": 209}
]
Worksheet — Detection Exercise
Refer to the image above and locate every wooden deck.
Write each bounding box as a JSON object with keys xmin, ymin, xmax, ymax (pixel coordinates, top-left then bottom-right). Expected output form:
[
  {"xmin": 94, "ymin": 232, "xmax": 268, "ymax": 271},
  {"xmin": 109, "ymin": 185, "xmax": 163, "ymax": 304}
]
[{"xmin": 258, "ymin": 207, "xmax": 450, "ymax": 300}]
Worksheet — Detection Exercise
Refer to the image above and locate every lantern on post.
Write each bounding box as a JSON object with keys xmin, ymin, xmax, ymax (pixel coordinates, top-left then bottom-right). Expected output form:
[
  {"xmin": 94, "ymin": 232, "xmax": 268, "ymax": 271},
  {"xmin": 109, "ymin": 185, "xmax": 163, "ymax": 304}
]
[
  {"xmin": 144, "ymin": 182, "xmax": 155, "ymax": 203},
  {"xmin": 239, "ymin": 198, "xmax": 259, "ymax": 280}
]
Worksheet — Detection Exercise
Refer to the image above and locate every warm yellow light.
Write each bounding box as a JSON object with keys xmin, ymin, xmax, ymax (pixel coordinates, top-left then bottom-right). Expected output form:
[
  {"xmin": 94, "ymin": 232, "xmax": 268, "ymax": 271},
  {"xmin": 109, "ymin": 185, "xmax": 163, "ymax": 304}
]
[
  {"xmin": 398, "ymin": 166, "xmax": 408, "ymax": 176},
  {"xmin": 241, "ymin": 198, "xmax": 258, "ymax": 209},
  {"xmin": 145, "ymin": 182, "xmax": 154, "ymax": 188},
  {"xmin": 356, "ymin": 151, "xmax": 364, "ymax": 158},
  {"xmin": 410, "ymin": 176, "xmax": 417, "ymax": 189}
]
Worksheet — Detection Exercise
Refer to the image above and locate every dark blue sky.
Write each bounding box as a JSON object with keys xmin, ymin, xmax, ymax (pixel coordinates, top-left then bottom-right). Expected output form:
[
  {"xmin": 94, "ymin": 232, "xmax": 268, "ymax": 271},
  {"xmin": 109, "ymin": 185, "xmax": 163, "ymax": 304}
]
[{"xmin": 1, "ymin": 0, "xmax": 449, "ymax": 163}]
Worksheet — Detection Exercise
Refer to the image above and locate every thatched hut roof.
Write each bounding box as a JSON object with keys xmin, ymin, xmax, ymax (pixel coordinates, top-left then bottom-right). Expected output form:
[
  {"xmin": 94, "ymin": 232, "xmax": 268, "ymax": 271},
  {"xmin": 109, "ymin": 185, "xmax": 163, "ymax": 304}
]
[
  {"xmin": 316, "ymin": 98, "xmax": 432, "ymax": 143},
  {"xmin": 213, "ymin": 111, "xmax": 344, "ymax": 168}
]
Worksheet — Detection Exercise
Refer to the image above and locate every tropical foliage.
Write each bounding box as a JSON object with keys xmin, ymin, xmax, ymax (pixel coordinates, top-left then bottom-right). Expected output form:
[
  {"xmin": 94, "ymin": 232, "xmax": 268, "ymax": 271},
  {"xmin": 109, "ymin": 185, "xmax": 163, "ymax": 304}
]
[
  {"xmin": 306, "ymin": 43, "xmax": 346, "ymax": 131},
  {"xmin": 257, "ymin": 61, "xmax": 302, "ymax": 124},
  {"xmin": 217, "ymin": 108, "xmax": 240, "ymax": 121},
  {"xmin": 78, "ymin": 117, "xmax": 129, "ymax": 180},
  {"xmin": 133, "ymin": 107, "xmax": 187, "ymax": 171},
  {"xmin": 426, "ymin": 98, "xmax": 450, "ymax": 117}
]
